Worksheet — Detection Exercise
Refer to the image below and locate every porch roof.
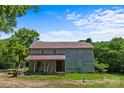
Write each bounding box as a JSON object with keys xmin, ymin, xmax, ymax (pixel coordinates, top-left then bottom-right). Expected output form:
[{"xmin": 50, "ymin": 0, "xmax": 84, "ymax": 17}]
[{"xmin": 25, "ymin": 55, "xmax": 66, "ymax": 61}]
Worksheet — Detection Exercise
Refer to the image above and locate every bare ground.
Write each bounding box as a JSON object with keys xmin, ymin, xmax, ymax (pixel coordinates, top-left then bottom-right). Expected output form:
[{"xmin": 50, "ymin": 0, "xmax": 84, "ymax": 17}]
[
  {"xmin": 0, "ymin": 73, "xmax": 122, "ymax": 88},
  {"xmin": 0, "ymin": 73, "xmax": 83, "ymax": 88}
]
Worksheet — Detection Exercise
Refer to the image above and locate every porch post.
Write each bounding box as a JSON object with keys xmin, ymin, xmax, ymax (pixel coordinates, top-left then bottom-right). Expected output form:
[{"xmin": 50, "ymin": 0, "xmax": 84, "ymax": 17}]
[
  {"xmin": 55, "ymin": 60, "xmax": 56, "ymax": 73},
  {"xmin": 33, "ymin": 61, "xmax": 36, "ymax": 73},
  {"xmin": 43, "ymin": 61, "xmax": 46, "ymax": 72}
]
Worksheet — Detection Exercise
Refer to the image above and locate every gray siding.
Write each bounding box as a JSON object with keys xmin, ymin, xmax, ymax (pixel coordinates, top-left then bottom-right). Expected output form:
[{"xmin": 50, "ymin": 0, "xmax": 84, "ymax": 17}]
[
  {"xmin": 65, "ymin": 49, "xmax": 94, "ymax": 73},
  {"xmin": 30, "ymin": 49, "xmax": 66, "ymax": 55},
  {"xmin": 43, "ymin": 50, "xmax": 54, "ymax": 54},
  {"xmin": 29, "ymin": 48, "xmax": 95, "ymax": 73},
  {"xmin": 56, "ymin": 49, "xmax": 66, "ymax": 54},
  {"xmin": 30, "ymin": 49, "xmax": 41, "ymax": 55}
]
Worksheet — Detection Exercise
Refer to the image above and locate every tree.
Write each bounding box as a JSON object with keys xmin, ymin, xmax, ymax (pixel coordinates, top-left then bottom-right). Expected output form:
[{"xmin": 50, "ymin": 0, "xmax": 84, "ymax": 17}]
[
  {"xmin": 78, "ymin": 40, "xmax": 86, "ymax": 42},
  {"xmin": 94, "ymin": 59, "xmax": 109, "ymax": 73},
  {"xmin": 0, "ymin": 5, "xmax": 39, "ymax": 33},
  {"xmin": 93, "ymin": 37, "xmax": 124, "ymax": 73},
  {"xmin": 86, "ymin": 38, "xmax": 92, "ymax": 43},
  {"xmin": 8, "ymin": 28, "xmax": 40, "ymax": 69},
  {"xmin": 119, "ymin": 49, "xmax": 124, "ymax": 72},
  {"xmin": 78, "ymin": 38, "xmax": 92, "ymax": 43},
  {"xmin": 8, "ymin": 37, "xmax": 28, "ymax": 68},
  {"xmin": 0, "ymin": 39, "xmax": 17, "ymax": 69},
  {"xmin": 14, "ymin": 28, "xmax": 39, "ymax": 47},
  {"xmin": 93, "ymin": 41, "xmax": 109, "ymax": 59},
  {"xmin": 0, "ymin": 40, "xmax": 11, "ymax": 69},
  {"xmin": 106, "ymin": 50, "xmax": 120, "ymax": 72},
  {"xmin": 108, "ymin": 37, "xmax": 124, "ymax": 50}
]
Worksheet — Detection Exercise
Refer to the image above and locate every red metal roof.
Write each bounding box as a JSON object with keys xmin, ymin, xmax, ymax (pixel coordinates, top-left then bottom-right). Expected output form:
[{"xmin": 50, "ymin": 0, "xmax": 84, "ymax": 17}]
[
  {"xmin": 25, "ymin": 55, "xmax": 66, "ymax": 61},
  {"xmin": 29, "ymin": 41, "xmax": 93, "ymax": 49}
]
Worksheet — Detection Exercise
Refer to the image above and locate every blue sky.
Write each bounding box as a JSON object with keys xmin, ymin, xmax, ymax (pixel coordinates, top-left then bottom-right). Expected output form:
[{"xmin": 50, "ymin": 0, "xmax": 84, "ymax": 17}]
[{"xmin": 1, "ymin": 5, "xmax": 124, "ymax": 42}]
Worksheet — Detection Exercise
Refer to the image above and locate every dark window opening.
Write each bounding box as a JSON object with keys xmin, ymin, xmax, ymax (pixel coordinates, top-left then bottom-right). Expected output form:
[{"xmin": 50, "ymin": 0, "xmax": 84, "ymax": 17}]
[
  {"xmin": 53, "ymin": 50, "xmax": 56, "ymax": 54},
  {"xmin": 56, "ymin": 61, "xmax": 65, "ymax": 72}
]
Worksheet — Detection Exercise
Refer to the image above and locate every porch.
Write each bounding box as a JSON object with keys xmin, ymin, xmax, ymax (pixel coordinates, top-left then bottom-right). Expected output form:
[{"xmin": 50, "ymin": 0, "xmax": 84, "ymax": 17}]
[{"xmin": 25, "ymin": 55, "xmax": 66, "ymax": 73}]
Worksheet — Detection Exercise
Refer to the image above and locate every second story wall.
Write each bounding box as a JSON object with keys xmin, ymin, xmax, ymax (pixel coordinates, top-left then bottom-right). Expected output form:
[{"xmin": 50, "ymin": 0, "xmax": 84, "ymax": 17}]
[
  {"xmin": 30, "ymin": 48, "xmax": 93, "ymax": 55},
  {"xmin": 30, "ymin": 49, "xmax": 41, "ymax": 55},
  {"xmin": 30, "ymin": 49, "xmax": 66, "ymax": 55}
]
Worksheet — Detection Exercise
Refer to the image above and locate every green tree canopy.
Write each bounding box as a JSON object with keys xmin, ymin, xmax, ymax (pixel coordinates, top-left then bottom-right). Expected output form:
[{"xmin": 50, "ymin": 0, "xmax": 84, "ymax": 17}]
[
  {"xmin": 93, "ymin": 37, "xmax": 124, "ymax": 72},
  {"xmin": 86, "ymin": 38, "xmax": 92, "ymax": 43},
  {"xmin": 14, "ymin": 28, "xmax": 40, "ymax": 47},
  {"xmin": 0, "ymin": 5, "xmax": 39, "ymax": 33},
  {"xmin": 0, "ymin": 28, "xmax": 40, "ymax": 69},
  {"xmin": 8, "ymin": 37, "xmax": 28, "ymax": 68},
  {"xmin": 108, "ymin": 37, "xmax": 124, "ymax": 51}
]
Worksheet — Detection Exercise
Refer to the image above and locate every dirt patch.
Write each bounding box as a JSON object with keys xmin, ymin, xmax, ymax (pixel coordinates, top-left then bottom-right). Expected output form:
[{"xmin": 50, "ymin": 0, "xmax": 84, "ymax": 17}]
[
  {"xmin": 0, "ymin": 73, "xmax": 83, "ymax": 88},
  {"xmin": 0, "ymin": 73, "xmax": 122, "ymax": 88},
  {"xmin": 0, "ymin": 73, "xmax": 48, "ymax": 88},
  {"xmin": 96, "ymin": 79, "xmax": 120, "ymax": 84}
]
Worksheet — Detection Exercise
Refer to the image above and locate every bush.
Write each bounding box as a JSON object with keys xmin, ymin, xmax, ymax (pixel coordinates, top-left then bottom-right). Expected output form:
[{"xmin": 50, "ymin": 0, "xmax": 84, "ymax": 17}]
[{"xmin": 94, "ymin": 59, "xmax": 109, "ymax": 73}]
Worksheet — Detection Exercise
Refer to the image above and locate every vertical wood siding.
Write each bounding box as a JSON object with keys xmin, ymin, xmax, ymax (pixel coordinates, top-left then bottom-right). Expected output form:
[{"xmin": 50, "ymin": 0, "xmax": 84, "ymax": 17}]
[{"xmin": 65, "ymin": 49, "xmax": 95, "ymax": 73}]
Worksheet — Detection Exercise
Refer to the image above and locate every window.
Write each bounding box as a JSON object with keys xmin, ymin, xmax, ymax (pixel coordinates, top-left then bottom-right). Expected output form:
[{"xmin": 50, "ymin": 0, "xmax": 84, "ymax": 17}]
[
  {"xmin": 56, "ymin": 49, "xmax": 66, "ymax": 54},
  {"xmin": 43, "ymin": 49, "xmax": 54, "ymax": 54},
  {"xmin": 30, "ymin": 49, "xmax": 40, "ymax": 55},
  {"xmin": 53, "ymin": 50, "xmax": 56, "ymax": 54},
  {"xmin": 42, "ymin": 50, "xmax": 44, "ymax": 54}
]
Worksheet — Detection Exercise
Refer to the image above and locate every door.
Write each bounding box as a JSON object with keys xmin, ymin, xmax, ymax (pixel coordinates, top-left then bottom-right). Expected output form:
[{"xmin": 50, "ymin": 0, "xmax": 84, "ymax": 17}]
[
  {"xmin": 56, "ymin": 61, "xmax": 65, "ymax": 72},
  {"xmin": 36, "ymin": 61, "xmax": 41, "ymax": 72}
]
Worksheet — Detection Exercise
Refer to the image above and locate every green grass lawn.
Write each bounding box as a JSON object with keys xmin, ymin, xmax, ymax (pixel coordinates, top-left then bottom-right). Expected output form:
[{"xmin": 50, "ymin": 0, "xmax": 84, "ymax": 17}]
[
  {"xmin": 20, "ymin": 73, "xmax": 124, "ymax": 80},
  {"xmin": 18, "ymin": 73, "xmax": 124, "ymax": 88}
]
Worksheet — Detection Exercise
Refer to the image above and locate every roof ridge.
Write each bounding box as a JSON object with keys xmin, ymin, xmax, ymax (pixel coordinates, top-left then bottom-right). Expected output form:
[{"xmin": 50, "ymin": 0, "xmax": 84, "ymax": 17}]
[
  {"xmin": 36, "ymin": 41, "xmax": 89, "ymax": 43},
  {"xmin": 29, "ymin": 41, "xmax": 93, "ymax": 49}
]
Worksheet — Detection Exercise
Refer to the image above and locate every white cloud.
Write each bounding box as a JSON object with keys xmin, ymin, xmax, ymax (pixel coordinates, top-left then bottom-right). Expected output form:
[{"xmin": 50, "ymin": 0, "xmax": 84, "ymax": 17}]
[
  {"xmin": 73, "ymin": 19, "xmax": 89, "ymax": 26},
  {"xmin": 66, "ymin": 12, "xmax": 81, "ymax": 21},
  {"xmin": 40, "ymin": 8, "xmax": 124, "ymax": 42},
  {"xmin": 89, "ymin": 28, "xmax": 124, "ymax": 41},
  {"xmin": 40, "ymin": 30, "xmax": 85, "ymax": 41},
  {"xmin": 66, "ymin": 8, "xmax": 124, "ymax": 41},
  {"xmin": 49, "ymin": 30, "xmax": 73, "ymax": 36}
]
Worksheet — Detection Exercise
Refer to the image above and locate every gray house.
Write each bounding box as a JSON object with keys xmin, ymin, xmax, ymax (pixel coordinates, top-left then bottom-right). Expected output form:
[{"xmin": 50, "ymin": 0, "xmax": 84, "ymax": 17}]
[{"xmin": 25, "ymin": 41, "xmax": 95, "ymax": 73}]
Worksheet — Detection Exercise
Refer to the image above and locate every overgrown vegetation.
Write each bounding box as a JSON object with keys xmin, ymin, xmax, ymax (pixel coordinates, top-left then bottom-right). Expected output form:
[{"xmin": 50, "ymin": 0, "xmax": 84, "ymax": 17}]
[
  {"xmin": 0, "ymin": 28, "xmax": 39, "ymax": 69},
  {"xmin": 93, "ymin": 37, "xmax": 124, "ymax": 73},
  {"xmin": 0, "ymin": 5, "xmax": 39, "ymax": 33},
  {"xmin": 94, "ymin": 58, "xmax": 109, "ymax": 73},
  {"xmin": 0, "ymin": 5, "xmax": 40, "ymax": 70}
]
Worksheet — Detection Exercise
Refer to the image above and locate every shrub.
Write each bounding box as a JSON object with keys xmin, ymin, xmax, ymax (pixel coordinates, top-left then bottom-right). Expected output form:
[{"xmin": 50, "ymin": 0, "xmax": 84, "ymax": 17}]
[{"xmin": 94, "ymin": 59, "xmax": 109, "ymax": 73}]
